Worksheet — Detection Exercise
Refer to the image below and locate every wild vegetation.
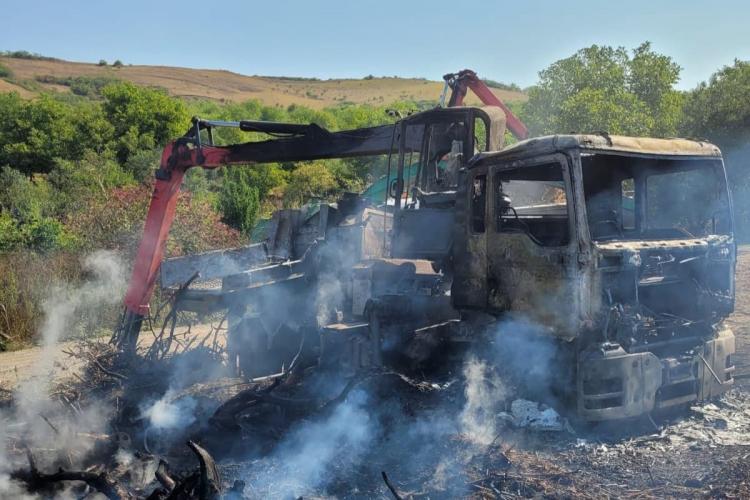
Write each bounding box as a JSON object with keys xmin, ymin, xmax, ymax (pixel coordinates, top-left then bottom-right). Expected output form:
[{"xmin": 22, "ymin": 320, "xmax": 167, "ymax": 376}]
[{"xmin": 0, "ymin": 42, "xmax": 749, "ymax": 349}]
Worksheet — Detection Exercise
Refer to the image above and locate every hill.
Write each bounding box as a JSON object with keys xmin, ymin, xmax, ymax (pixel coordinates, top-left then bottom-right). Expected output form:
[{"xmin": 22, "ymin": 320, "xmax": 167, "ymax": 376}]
[{"xmin": 0, "ymin": 56, "xmax": 527, "ymax": 108}]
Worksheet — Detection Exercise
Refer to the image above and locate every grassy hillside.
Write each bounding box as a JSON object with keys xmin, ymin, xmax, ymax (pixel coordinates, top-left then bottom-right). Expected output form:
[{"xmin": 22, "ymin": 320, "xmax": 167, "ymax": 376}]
[{"xmin": 0, "ymin": 56, "xmax": 527, "ymax": 108}]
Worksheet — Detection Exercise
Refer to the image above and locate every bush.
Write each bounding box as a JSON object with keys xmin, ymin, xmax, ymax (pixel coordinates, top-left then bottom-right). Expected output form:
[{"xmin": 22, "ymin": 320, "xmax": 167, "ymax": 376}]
[
  {"xmin": 0, "ymin": 166, "xmax": 51, "ymax": 220},
  {"xmin": 98, "ymin": 59, "xmax": 108, "ymax": 66},
  {"xmin": 64, "ymin": 181, "xmax": 245, "ymax": 256},
  {"xmin": 0, "ymin": 50, "xmax": 58, "ymax": 61},
  {"xmin": 112, "ymin": 59, "xmax": 124, "ymax": 68},
  {"xmin": 0, "ymin": 63, "xmax": 12, "ymax": 79},
  {"xmin": 35, "ymin": 75, "xmax": 121, "ymax": 98},
  {"xmin": 48, "ymin": 151, "xmax": 134, "ymax": 213},
  {"xmin": 26, "ymin": 217, "xmax": 71, "ymax": 251},
  {"xmin": 123, "ymin": 148, "xmax": 160, "ymax": 183},
  {"xmin": 218, "ymin": 167, "xmax": 260, "ymax": 234},
  {"xmin": 284, "ymin": 161, "xmax": 339, "ymax": 207},
  {"xmin": 0, "ymin": 251, "xmax": 116, "ymax": 350}
]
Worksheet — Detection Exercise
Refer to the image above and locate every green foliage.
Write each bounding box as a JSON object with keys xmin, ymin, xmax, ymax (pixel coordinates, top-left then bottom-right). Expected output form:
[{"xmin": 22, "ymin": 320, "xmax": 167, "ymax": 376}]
[
  {"xmin": 112, "ymin": 60, "xmax": 123, "ymax": 68},
  {"xmin": 483, "ymin": 79, "xmax": 522, "ymax": 92},
  {"xmin": 98, "ymin": 59, "xmax": 108, "ymax": 66},
  {"xmin": 218, "ymin": 167, "xmax": 261, "ymax": 234},
  {"xmin": 681, "ymin": 60, "xmax": 750, "ymax": 241},
  {"xmin": 0, "ymin": 209, "xmax": 72, "ymax": 253},
  {"xmin": 101, "ymin": 81, "xmax": 188, "ymax": 163},
  {"xmin": 522, "ymin": 42, "xmax": 682, "ymax": 137},
  {"xmin": 0, "ymin": 50, "xmax": 58, "ymax": 61},
  {"xmin": 0, "ymin": 92, "xmax": 115, "ymax": 174},
  {"xmin": 0, "ymin": 63, "xmax": 12, "ymax": 79},
  {"xmin": 35, "ymin": 75, "xmax": 121, "ymax": 98},
  {"xmin": 26, "ymin": 217, "xmax": 70, "ymax": 251},
  {"xmin": 48, "ymin": 151, "xmax": 134, "ymax": 213},
  {"xmin": 681, "ymin": 59, "xmax": 750, "ymax": 150},
  {"xmin": 0, "ymin": 166, "xmax": 52, "ymax": 220},
  {"xmin": 123, "ymin": 147, "xmax": 160, "ymax": 183}
]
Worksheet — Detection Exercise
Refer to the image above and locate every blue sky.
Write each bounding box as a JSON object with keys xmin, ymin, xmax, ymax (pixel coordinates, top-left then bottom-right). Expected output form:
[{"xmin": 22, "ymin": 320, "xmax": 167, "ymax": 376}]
[{"xmin": 2, "ymin": 0, "xmax": 748, "ymax": 90}]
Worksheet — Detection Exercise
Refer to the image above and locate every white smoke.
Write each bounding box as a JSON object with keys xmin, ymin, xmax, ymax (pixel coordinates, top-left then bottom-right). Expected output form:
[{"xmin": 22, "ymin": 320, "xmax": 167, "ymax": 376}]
[
  {"xmin": 0, "ymin": 251, "xmax": 126, "ymax": 496},
  {"xmin": 141, "ymin": 391, "xmax": 197, "ymax": 430},
  {"xmin": 248, "ymin": 388, "xmax": 375, "ymax": 497},
  {"xmin": 459, "ymin": 356, "xmax": 507, "ymax": 446}
]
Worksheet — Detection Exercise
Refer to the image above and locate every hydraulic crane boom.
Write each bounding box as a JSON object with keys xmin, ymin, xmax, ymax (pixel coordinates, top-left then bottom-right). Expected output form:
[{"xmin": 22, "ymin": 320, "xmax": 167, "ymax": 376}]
[
  {"xmin": 443, "ymin": 69, "xmax": 528, "ymax": 140},
  {"xmin": 113, "ymin": 70, "xmax": 528, "ymax": 350}
]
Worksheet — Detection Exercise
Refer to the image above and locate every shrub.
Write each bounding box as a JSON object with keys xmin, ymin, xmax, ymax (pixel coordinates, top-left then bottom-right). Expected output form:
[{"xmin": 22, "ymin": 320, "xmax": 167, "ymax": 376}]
[
  {"xmin": 0, "ymin": 250, "xmax": 115, "ymax": 350},
  {"xmin": 123, "ymin": 148, "xmax": 160, "ymax": 183},
  {"xmin": 48, "ymin": 151, "xmax": 134, "ymax": 214},
  {"xmin": 112, "ymin": 59, "xmax": 124, "ymax": 68},
  {"xmin": 26, "ymin": 217, "xmax": 71, "ymax": 251},
  {"xmin": 0, "ymin": 50, "xmax": 58, "ymax": 61},
  {"xmin": 98, "ymin": 59, "xmax": 107, "ymax": 66},
  {"xmin": 218, "ymin": 167, "xmax": 260, "ymax": 234},
  {"xmin": 64, "ymin": 181, "xmax": 245, "ymax": 256},
  {"xmin": 0, "ymin": 63, "xmax": 12, "ymax": 79},
  {"xmin": 35, "ymin": 75, "xmax": 121, "ymax": 98}
]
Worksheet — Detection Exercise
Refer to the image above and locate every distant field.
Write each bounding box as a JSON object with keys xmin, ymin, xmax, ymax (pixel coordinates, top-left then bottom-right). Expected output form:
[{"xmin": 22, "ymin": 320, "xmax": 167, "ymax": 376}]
[{"xmin": 0, "ymin": 56, "xmax": 527, "ymax": 108}]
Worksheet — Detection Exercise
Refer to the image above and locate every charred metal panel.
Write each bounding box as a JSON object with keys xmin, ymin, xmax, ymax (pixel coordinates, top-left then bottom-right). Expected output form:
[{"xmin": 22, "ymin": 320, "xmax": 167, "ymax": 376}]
[
  {"xmin": 160, "ymin": 244, "xmax": 269, "ymax": 289},
  {"xmin": 391, "ymin": 208, "xmax": 454, "ymax": 260},
  {"xmin": 577, "ymin": 345, "xmax": 662, "ymax": 420},
  {"xmin": 483, "ymin": 155, "xmax": 581, "ymax": 339},
  {"xmin": 451, "ymin": 166, "xmax": 488, "ymax": 309},
  {"xmin": 698, "ymin": 326, "xmax": 735, "ymax": 399},
  {"xmin": 485, "ymin": 235, "xmax": 579, "ymax": 338}
]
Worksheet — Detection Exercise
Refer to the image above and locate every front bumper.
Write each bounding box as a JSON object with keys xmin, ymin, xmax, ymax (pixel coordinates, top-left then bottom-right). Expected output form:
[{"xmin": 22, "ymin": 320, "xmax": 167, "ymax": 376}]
[{"xmin": 577, "ymin": 327, "xmax": 735, "ymax": 421}]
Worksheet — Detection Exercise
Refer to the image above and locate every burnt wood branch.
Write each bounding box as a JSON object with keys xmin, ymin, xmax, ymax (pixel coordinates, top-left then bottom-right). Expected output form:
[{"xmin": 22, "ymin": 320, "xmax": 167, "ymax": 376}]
[
  {"xmin": 12, "ymin": 449, "xmax": 132, "ymax": 500},
  {"xmin": 382, "ymin": 471, "xmax": 407, "ymax": 500},
  {"xmin": 155, "ymin": 459, "xmax": 176, "ymax": 492},
  {"xmin": 187, "ymin": 440, "xmax": 222, "ymax": 500},
  {"xmin": 210, "ymin": 372, "xmax": 366, "ymax": 430}
]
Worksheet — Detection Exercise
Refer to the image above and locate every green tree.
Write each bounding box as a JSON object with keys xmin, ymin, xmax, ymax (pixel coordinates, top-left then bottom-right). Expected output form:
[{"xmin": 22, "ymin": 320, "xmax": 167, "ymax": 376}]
[
  {"xmin": 681, "ymin": 59, "xmax": 750, "ymax": 150},
  {"xmin": 218, "ymin": 167, "xmax": 261, "ymax": 234},
  {"xmin": 101, "ymin": 81, "xmax": 189, "ymax": 164},
  {"xmin": 681, "ymin": 60, "xmax": 750, "ymax": 240},
  {"xmin": 0, "ymin": 93, "xmax": 113, "ymax": 174},
  {"xmin": 522, "ymin": 42, "xmax": 682, "ymax": 137}
]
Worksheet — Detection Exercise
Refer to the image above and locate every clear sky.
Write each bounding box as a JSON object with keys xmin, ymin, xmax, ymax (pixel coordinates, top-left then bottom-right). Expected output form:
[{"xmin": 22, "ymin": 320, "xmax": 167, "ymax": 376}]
[{"xmin": 2, "ymin": 0, "xmax": 748, "ymax": 90}]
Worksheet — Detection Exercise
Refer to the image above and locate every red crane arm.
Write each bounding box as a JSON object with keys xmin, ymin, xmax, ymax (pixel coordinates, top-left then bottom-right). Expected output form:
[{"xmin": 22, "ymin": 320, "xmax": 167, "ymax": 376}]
[{"xmin": 445, "ymin": 69, "xmax": 529, "ymax": 140}]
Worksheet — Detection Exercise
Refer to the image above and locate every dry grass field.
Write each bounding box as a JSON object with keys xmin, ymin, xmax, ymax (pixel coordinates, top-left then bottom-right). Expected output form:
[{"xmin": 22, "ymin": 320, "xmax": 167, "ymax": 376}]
[{"xmin": 0, "ymin": 56, "xmax": 527, "ymax": 108}]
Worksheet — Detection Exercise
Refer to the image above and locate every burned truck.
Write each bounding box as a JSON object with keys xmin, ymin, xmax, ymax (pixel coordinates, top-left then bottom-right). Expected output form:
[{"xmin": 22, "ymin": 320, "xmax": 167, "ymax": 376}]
[
  {"xmin": 459, "ymin": 136, "xmax": 736, "ymax": 419},
  {"xmin": 115, "ymin": 73, "xmax": 736, "ymax": 421}
]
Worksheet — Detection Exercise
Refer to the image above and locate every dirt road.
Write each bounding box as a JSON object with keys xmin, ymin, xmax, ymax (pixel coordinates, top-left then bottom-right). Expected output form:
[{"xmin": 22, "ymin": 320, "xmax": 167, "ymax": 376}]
[{"xmin": 0, "ymin": 324, "xmax": 216, "ymax": 393}]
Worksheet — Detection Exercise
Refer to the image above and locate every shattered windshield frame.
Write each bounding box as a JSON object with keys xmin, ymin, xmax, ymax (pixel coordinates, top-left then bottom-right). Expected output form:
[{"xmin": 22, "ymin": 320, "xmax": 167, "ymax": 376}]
[{"xmin": 580, "ymin": 152, "xmax": 732, "ymax": 241}]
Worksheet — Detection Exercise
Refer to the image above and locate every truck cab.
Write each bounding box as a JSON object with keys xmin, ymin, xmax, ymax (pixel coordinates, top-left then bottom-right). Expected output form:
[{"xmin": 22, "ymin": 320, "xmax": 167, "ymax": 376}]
[{"xmin": 455, "ymin": 134, "xmax": 736, "ymax": 419}]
